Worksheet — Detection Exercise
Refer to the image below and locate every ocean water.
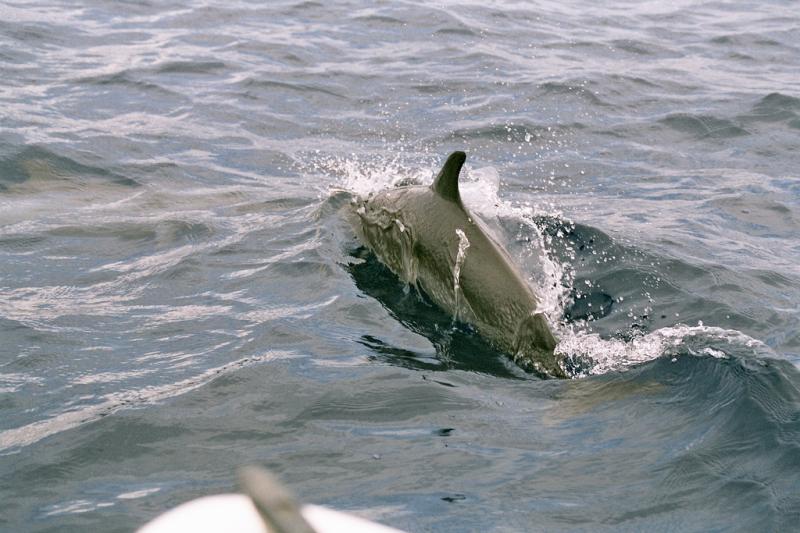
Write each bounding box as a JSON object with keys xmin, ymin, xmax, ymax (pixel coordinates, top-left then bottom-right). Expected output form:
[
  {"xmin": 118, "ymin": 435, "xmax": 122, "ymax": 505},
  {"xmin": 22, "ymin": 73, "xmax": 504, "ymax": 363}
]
[{"xmin": 1, "ymin": 0, "xmax": 799, "ymax": 531}]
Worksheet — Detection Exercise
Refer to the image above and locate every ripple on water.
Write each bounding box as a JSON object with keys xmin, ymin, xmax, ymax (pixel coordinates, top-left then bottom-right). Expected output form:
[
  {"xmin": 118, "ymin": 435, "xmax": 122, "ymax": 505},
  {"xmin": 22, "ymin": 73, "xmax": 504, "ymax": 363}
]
[
  {"xmin": 0, "ymin": 350, "xmax": 302, "ymax": 453},
  {"xmin": 448, "ymin": 121, "xmax": 585, "ymax": 144},
  {"xmin": 0, "ymin": 145, "xmax": 139, "ymax": 192},
  {"xmin": 302, "ymin": 385, "xmax": 469, "ymax": 423},
  {"xmin": 659, "ymin": 113, "xmax": 750, "ymax": 140}
]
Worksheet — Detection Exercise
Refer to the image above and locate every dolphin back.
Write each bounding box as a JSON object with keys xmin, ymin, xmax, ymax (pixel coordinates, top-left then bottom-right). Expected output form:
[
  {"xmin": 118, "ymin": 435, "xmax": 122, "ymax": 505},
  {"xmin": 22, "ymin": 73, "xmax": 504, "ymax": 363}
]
[
  {"xmin": 353, "ymin": 151, "xmax": 564, "ymax": 378},
  {"xmin": 513, "ymin": 312, "xmax": 563, "ymax": 377}
]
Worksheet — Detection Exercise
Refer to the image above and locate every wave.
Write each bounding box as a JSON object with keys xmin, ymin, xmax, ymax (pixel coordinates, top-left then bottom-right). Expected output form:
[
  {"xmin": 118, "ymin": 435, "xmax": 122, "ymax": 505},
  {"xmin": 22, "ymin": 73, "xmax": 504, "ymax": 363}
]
[
  {"xmin": 744, "ymin": 92, "xmax": 800, "ymax": 127},
  {"xmin": 448, "ymin": 121, "xmax": 585, "ymax": 143},
  {"xmin": 237, "ymin": 78, "xmax": 347, "ymax": 100},
  {"xmin": 74, "ymin": 71, "xmax": 180, "ymax": 97},
  {"xmin": 659, "ymin": 114, "xmax": 749, "ymax": 139},
  {"xmin": 0, "ymin": 350, "xmax": 302, "ymax": 453},
  {"xmin": 154, "ymin": 61, "xmax": 227, "ymax": 75},
  {"xmin": 0, "ymin": 145, "xmax": 139, "ymax": 193}
]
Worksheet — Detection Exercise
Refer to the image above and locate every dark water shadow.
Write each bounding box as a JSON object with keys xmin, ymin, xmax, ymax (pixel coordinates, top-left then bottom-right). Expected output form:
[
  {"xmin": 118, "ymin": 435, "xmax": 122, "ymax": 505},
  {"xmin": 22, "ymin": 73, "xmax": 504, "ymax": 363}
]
[
  {"xmin": 533, "ymin": 214, "xmax": 773, "ymax": 342},
  {"xmin": 346, "ymin": 246, "xmax": 527, "ymax": 379},
  {"xmin": 532, "ymin": 215, "xmax": 617, "ymax": 323}
]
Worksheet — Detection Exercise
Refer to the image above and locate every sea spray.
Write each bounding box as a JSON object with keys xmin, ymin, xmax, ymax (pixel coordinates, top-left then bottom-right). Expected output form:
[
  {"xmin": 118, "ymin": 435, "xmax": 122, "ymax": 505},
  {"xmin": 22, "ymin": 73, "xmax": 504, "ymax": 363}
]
[{"xmin": 453, "ymin": 228, "xmax": 470, "ymax": 322}]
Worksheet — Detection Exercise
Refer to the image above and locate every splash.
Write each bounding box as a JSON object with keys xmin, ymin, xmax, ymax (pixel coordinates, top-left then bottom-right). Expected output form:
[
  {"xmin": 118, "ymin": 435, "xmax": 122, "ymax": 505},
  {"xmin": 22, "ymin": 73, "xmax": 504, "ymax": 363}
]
[
  {"xmin": 457, "ymin": 165, "xmax": 573, "ymax": 323},
  {"xmin": 557, "ymin": 323, "xmax": 775, "ymax": 377},
  {"xmin": 453, "ymin": 228, "xmax": 470, "ymax": 321},
  {"xmin": 311, "ymin": 150, "xmax": 434, "ymax": 198}
]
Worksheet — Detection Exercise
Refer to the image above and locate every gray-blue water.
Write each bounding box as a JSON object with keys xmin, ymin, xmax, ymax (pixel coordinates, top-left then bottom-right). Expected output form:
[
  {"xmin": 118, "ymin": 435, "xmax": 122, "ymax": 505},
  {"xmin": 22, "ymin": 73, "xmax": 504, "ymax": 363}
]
[{"xmin": 2, "ymin": 1, "xmax": 800, "ymax": 531}]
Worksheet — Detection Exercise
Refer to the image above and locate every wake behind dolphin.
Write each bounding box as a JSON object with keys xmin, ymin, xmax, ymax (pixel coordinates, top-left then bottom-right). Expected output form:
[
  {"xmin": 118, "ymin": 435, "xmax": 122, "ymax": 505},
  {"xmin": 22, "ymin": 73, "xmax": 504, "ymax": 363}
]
[{"xmin": 351, "ymin": 151, "xmax": 564, "ymax": 378}]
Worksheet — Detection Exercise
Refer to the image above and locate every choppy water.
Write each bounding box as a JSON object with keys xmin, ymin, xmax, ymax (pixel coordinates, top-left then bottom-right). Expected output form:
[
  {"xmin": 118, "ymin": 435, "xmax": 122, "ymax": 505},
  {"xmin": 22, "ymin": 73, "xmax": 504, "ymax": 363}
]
[{"xmin": 2, "ymin": 1, "xmax": 800, "ymax": 531}]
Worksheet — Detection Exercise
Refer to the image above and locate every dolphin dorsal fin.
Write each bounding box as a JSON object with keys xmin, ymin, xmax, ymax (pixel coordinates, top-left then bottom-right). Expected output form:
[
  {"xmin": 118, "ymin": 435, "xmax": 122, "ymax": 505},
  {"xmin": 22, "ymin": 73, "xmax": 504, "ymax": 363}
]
[{"xmin": 432, "ymin": 151, "xmax": 466, "ymax": 204}]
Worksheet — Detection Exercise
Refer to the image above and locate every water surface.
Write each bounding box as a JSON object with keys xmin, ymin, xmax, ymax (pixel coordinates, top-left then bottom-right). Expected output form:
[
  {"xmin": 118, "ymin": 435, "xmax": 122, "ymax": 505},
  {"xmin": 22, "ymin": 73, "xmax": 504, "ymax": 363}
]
[{"xmin": 1, "ymin": 1, "xmax": 799, "ymax": 531}]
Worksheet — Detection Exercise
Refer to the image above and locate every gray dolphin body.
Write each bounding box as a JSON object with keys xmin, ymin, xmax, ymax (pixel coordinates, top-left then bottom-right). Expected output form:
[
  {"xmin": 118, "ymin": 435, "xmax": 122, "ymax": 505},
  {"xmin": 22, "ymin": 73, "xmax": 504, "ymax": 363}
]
[{"xmin": 352, "ymin": 151, "xmax": 564, "ymax": 377}]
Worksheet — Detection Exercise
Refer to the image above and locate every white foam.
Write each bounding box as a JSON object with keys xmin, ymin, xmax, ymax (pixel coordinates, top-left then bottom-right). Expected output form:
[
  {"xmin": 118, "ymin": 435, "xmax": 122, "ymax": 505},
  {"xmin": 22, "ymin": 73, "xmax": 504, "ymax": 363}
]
[
  {"xmin": 319, "ymin": 152, "xmax": 433, "ymax": 198},
  {"xmin": 556, "ymin": 323, "xmax": 772, "ymax": 376}
]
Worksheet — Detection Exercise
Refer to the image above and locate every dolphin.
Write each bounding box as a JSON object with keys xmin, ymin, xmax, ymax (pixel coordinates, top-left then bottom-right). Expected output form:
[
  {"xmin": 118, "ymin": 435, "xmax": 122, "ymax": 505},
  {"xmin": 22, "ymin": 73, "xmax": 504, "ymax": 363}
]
[{"xmin": 351, "ymin": 151, "xmax": 564, "ymax": 378}]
